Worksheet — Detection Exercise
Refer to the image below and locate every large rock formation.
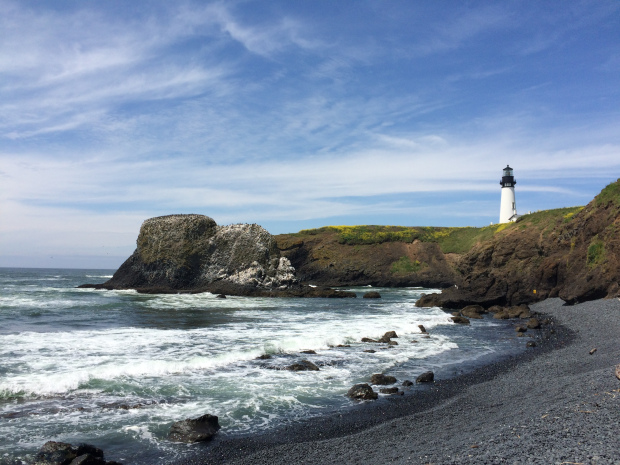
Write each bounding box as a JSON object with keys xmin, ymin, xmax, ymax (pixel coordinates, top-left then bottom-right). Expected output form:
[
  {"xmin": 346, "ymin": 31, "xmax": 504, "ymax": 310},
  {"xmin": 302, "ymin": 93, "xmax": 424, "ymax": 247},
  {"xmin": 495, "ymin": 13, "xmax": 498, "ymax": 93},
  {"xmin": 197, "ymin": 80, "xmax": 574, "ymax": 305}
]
[
  {"xmin": 417, "ymin": 179, "xmax": 620, "ymax": 307},
  {"xmin": 83, "ymin": 215, "xmax": 354, "ymax": 298}
]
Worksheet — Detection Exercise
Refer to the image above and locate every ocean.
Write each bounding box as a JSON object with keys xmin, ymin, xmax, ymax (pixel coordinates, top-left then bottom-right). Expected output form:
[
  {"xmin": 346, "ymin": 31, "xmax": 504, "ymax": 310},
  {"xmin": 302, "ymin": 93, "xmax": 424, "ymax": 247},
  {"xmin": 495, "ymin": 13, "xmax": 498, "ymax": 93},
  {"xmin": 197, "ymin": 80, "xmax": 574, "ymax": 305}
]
[{"xmin": 0, "ymin": 268, "xmax": 525, "ymax": 464}]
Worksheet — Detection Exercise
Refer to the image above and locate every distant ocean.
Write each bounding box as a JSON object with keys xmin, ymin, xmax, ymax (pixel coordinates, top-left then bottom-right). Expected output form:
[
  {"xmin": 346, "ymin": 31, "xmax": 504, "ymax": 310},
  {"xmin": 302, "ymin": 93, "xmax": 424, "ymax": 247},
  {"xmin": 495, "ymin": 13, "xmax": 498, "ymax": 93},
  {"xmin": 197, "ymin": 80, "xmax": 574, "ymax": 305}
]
[{"xmin": 0, "ymin": 268, "xmax": 525, "ymax": 464}]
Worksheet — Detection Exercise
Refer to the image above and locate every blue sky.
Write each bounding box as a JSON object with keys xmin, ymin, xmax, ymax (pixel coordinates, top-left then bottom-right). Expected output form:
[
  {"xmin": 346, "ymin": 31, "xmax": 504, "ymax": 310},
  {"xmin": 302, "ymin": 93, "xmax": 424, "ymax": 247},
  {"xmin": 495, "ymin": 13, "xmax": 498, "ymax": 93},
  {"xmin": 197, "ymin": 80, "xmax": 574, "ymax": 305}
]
[{"xmin": 1, "ymin": 0, "xmax": 619, "ymax": 268}]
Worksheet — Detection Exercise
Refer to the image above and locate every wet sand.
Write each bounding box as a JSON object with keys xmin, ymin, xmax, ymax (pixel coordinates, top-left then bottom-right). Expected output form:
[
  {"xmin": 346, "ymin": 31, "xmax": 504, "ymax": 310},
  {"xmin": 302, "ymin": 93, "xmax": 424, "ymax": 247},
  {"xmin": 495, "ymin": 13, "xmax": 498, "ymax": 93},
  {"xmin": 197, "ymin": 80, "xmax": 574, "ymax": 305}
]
[{"xmin": 177, "ymin": 298, "xmax": 620, "ymax": 465}]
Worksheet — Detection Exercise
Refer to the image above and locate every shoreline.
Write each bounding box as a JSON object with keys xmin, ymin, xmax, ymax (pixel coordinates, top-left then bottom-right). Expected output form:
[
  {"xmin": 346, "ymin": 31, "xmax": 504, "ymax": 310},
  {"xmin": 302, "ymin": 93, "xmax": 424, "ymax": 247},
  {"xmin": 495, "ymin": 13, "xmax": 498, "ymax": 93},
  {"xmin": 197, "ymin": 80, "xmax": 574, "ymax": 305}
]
[{"xmin": 176, "ymin": 298, "xmax": 620, "ymax": 465}]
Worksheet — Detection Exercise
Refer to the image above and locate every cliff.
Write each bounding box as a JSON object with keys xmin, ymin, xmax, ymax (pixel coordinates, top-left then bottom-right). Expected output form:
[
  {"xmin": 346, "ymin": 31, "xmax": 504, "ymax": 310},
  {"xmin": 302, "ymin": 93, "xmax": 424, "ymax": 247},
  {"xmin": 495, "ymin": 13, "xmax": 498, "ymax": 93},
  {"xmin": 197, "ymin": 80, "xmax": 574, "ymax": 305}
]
[
  {"xmin": 86, "ymin": 180, "xmax": 620, "ymax": 305},
  {"xmin": 417, "ymin": 179, "xmax": 620, "ymax": 307},
  {"xmin": 277, "ymin": 179, "xmax": 620, "ymax": 307},
  {"xmin": 83, "ymin": 214, "xmax": 354, "ymax": 298}
]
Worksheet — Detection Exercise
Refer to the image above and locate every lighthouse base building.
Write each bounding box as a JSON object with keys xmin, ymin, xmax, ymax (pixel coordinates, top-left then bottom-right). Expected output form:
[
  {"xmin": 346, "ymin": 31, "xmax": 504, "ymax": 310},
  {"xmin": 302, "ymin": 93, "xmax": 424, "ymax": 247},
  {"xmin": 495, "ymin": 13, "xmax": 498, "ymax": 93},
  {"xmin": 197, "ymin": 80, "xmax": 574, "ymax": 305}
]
[{"xmin": 499, "ymin": 165, "xmax": 518, "ymax": 223}]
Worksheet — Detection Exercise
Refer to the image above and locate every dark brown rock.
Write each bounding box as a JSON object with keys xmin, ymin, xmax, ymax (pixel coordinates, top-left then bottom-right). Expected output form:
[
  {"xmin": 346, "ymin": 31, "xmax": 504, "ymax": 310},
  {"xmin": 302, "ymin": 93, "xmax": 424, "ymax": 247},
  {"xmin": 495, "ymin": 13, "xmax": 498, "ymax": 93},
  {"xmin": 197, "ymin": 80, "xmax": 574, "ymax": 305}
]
[
  {"xmin": 379, "ymin": 387, "xmax": 400, "ymax": 394},
  {"xmin": 33, "ymin": 441, "xmax": 79, "ymax": 465},
  {"xmin": 402, "ymin": 380, "xmax": 414, "ymax": 386},
  {"xmin": 256, "ymin": 354, "xmax": 272, "ymax": 360},
  {"xmin": 526, "ymin": 318, "xmax": 541, "ymax": 329},
  {"xmin": 387, "ymin": 340, "xmax": 399, "ymax": 346},
  {"xmin": 363, "ymin": 349, "xmax": 376, "ymax": 353},
  {"xmin": 347, "ymin": 383, "xmax": 378, "ymax": 400},
  {"xmin": 515, "ymin": 325, "xmax": 527, "ymax": 333},
  {"xmin": 383, "ymin": 331, "xmax": 398, "ymax": 339},
  {"xmin": 168, "ymin": 413, "xmax": 220, "ymax": 443},
  {"xmin": 416, "ymin": 371, "xmax": 435, "ymax": 383},
  {"xmin": 370, "ymin": 374, "xmax": 397, "ymax": 385},
  {"xmin": 418, "ymin": 324, "xmax": 427, "ymax": 333},
  {"xmin": 451, "ymin": 316, "xmax": 470, "ymax": 325},
  {"xmin": 461, "ymin": 305, "xmax": 485, "ymax": 319},
  {"xmin": 286, "ymin": 360, "xmax": 319, "ymax": 371},
  {"xmin": 615, "ymin": 364, "xmax": 620, "ymax": 380},
  {"xmin": 363, "ymin": 291, "xmax": 381, "ymax": 299},
  {"xmin": 361, "ymin": 337, "xmax": 378, "ymax": 343},
  {"xmin": 300, "ymin": 350, "xmax": 317, "ymax": 355}
]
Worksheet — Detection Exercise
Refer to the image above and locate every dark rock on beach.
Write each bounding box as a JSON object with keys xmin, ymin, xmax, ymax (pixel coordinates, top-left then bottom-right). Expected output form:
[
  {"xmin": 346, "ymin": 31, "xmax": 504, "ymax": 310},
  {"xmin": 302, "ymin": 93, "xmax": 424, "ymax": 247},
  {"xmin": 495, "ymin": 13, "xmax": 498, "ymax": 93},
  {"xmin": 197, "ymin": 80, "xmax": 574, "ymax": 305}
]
[
  {"xmin": 370, "ymin": 374, "xmax": 397, "ymax": 385},
  {"xmin": 169, "ymin": 414, "xmax": 220, "ymax": 443},
  {"xmin": 451, "ymin": 315, "xmax": 470, "ymax": 325},
  {"xmin": 416, "ymin": 371, "xmax": 434, "ymax": 383},
  {"xmin": 379, "ymin": 387, "xmax": 400, "ymax": 395},
  {"xmin": 32, "ymin": 441, "xmax": 118, "ymax": 465},
  {"xmin": 346, "ymin": 383, "xmax": 378, "ymax": 401}
]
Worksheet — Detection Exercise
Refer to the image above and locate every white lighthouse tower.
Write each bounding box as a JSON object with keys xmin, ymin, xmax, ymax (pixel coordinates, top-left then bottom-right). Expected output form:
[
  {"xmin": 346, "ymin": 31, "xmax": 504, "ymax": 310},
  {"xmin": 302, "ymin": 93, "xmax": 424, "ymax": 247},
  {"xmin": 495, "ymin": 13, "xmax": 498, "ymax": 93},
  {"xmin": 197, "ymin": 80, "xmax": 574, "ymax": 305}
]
[{"xmin": 499, "ymin": 165, "xmax": 518, "ymax": 223}]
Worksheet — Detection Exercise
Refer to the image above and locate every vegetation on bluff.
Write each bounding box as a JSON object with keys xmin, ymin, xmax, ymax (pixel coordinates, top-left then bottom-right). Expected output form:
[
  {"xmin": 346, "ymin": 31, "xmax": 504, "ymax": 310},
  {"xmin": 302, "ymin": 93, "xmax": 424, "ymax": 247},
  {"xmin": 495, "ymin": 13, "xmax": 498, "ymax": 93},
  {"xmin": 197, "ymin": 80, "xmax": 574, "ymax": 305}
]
[{"xmin": 291, "ymin": 205, "xmax": 585, "ymax": 255}]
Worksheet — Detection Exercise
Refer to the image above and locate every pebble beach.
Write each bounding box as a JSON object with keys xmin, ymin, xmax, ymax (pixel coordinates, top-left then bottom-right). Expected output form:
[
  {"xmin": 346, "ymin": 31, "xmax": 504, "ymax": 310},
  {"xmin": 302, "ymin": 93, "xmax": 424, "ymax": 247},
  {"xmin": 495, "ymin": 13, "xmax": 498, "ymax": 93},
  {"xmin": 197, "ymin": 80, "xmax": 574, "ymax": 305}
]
[{"xmin": 180, "ymin": 298, "xmax": 620, "ymax": 465}]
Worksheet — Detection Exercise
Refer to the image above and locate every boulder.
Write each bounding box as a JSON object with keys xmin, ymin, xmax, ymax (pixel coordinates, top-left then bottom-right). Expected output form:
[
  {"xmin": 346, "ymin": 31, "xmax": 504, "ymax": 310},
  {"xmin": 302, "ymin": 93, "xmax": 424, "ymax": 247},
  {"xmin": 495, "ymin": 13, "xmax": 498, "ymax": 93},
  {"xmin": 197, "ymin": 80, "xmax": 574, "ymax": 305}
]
[
  {"xmin": 361, "ymin": 337, "xmax": 378, "ymax": 343},
  {"xmin": 379, "ymin": 387, "xmax": 400, "ymax": 395},
  {"xmin": 487, "ymin": 305, "xmax": 504, "ymax": 313},
  {"xmin": 526, "ymin": 318, "xmax": 541, "ymax": 329},
  {"xmin": 286, "ymin": 360, "xmax": 319, "ymax": 371},
  {"xmin": 451, "ymin": 316, "xmax": 470, "ymax": 325},
  {"xmin": 168, "ymin": 414, "xmax": 220, "ymax": 443},
  {"xmin": 383, "ymin": 331, "xmax": 398, "ymax": 339},
  {"xmin": 515, "ymin": 325, "xmax": 527, "ymax": 333},
  {"xmin": 387, "ymin": 340, "xmax": 399, "ymax": 346},
  {"xmin": 402, "ymin": 380, "xmax": 414, "ymax": 386},
  {"xmin": 300, "ymin": 350, "xmax": 317, "ymax": 355},
  {"xmin": 416, "ymin": 371, "xmax": 435, "ymax": 383},
  {"xmin": 418, "ymin": 324, "xmax": 427, "ymax": 333},
  {"xmin": 461, "ymin": 305, "xmax": 485, "ymax": 319},
  {"xmin": 347, "ymin": 383, "xmax": 378, "ymax": 400},
  {"xmin": 256, "ymin": 354, "xmax": 271, "ymax": 360},
  {"xmin": 33, "ymin": 441, "xmax": 78, "ymax": 465},
  {"xmin": 370, "ymin": 374, "xmax": 397, "ymax": 385},
  {"xmin": 32, "ymin": 442, "xmax": 112, "ymax": 465},
  {"xmin": 363, "ymin": 291, "xmax": 381, "ymax": 299},
  {"xmin": 493, "ymin": 312, "xmax": 509, "ymax": 320},
  {"xmin": 216, "ymin": 294, "xmax": 226, "ymax": 299}
]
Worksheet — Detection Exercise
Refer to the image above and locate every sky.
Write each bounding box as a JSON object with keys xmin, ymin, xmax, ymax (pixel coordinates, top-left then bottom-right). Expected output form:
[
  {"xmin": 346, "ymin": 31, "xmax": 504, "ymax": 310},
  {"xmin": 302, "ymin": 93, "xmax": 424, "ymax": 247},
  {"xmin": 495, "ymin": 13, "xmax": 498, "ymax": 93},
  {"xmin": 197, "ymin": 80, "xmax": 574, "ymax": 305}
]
[{"xmin": 1, "ymin": 0, "xmax": 619, "ymax": 269}]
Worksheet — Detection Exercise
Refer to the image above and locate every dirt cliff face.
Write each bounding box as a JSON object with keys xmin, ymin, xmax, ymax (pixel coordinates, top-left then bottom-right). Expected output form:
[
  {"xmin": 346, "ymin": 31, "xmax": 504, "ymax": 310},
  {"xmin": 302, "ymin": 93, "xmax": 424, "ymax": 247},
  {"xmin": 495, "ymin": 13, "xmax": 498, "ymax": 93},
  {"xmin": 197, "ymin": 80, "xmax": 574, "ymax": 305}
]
[
  {"xmin": 276, "ymin": 229, "xmax": 460, "ymax": 288},
  {"xmin": 417, "ymin": 180, "xmax": 620, "ymax": 307}
]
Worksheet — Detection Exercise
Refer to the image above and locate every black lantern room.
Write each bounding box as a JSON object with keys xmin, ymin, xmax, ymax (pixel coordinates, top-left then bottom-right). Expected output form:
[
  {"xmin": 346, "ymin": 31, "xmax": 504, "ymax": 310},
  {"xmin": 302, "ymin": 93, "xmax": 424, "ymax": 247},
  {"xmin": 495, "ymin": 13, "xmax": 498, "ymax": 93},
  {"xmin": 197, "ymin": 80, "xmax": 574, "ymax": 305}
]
[{"xmin": 500, "ymin": 165, "xmax": 516, "ymax": 188}]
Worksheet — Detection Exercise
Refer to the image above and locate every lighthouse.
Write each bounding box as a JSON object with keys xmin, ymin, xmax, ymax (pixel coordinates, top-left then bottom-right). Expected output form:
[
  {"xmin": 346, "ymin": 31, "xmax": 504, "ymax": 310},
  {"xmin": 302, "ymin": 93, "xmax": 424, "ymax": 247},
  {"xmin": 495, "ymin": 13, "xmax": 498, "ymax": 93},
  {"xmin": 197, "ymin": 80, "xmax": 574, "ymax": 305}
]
[{"xmin": 499, "ymin": 165, "xmax": 518, "ymax": 223}]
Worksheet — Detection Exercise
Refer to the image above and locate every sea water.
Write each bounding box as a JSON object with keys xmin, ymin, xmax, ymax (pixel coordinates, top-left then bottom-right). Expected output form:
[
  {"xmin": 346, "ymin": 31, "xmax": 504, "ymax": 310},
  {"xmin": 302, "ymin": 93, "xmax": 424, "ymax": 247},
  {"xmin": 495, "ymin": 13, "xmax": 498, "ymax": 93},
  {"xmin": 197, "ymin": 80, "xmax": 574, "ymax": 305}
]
[{"xmin": 0, "ymin": 268, "xmax": 525, "ymax": 464}]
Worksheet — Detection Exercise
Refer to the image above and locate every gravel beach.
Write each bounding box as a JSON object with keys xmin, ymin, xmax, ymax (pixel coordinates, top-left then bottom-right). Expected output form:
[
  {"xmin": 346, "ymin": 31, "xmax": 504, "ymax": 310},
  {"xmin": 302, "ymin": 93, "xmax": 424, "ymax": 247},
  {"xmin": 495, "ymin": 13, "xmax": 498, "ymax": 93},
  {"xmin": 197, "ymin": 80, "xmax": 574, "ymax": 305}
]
[{"xmin": 179, "ymin": 298, "xmax": 620, "ymax": 465}]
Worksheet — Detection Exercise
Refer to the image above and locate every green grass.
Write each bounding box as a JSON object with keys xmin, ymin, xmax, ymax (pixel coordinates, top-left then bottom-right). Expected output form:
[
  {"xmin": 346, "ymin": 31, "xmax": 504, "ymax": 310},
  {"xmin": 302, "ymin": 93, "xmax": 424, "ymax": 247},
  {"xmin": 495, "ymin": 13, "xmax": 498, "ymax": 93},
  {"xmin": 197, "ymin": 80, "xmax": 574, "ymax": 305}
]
[
  {"xmin": 587, "ymin": 240, "xmax": 605, "ymax": 268},
  {"xmin": 289, "ymin": 204, "xmax": 588, "ymax": 255},
  {"xmin": 595, "ymin": 179, "xmax": 620, "ymax": 207},
  {"xmin": 391, "ymin": 256, "xmax": 425, "ymax": 274}
]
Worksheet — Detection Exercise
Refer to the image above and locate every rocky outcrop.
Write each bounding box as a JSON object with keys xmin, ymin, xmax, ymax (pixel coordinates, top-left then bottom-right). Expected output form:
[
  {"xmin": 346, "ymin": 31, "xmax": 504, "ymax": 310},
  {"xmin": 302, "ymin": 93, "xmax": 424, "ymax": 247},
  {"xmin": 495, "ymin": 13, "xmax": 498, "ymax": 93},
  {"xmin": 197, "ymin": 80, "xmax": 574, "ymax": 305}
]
[
  {"xmin": 416, "ymin": 180, "xmax": 620, "ymax": 307},
  {"xmin": 82, "ymin": 215, "xmax": 354, "ymax": 298}
]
